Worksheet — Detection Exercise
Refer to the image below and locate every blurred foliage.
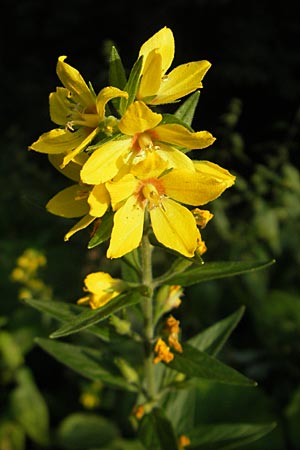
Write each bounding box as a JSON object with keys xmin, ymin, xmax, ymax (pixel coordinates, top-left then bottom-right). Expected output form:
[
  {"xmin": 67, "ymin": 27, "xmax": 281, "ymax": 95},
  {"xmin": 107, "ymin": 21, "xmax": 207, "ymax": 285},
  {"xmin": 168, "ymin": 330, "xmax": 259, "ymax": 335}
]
[{"xmin": 1, "ymin": 0, "xmax": 300, "ymax": 448}]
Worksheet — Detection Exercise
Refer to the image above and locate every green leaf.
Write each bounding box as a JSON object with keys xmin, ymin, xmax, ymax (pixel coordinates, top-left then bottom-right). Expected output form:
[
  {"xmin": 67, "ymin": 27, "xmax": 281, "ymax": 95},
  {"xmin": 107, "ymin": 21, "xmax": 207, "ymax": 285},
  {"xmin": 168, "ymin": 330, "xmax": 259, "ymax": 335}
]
[
  {"xmin": 24, "ymin": 299, "xmax": 110, "ymax": 341},
  {"xmin": 187, "ymin": 422, "xmax": 276, "ymax": 450},
  {"xmin": 10, "ymin": 368, "xmax": 50, "ymax": 446},
  {"xmin": 109, "ymin": 45, "xmax": 127, "ymax": 90},
  {"xmin": 188, "ymin": 306, "xmax": 246, "ymax": 356},
  {"xmin": 119, "ymin": 56, "xmax": 143, "ymax": 114},
  {"xmin": 0, "ymin": 422, "xmax": 25, "ymax": 450},
  {"xmin": 138, "ymin": 408, "xmax": 178, "ymax": 450},
  {"xmin": 160, "ymin": 113, "xmax": 193, "ymax": 131},
  {"xmin": 174, "ymin": 90, "xmax": 200, "ymax": 126},
  {"xmin": 36, "ymin": 338, "xmax": 137, "ymax": 391},
  {"xmin": 161, "ymin": 260, "xmax": 275, "ymax": 287},
  {"xmin": 167, "ymin": 343, "xmax": 256, "ymax": 386},
  {"xmin": 88, "ymin": 210, "xmax": 114, "ymax": 249},
  {"xmin": 57, "ymin": 412, "xmax": 118, "ymax": 449},
  {"xmin": 50, "ymin": 290, "xmax": 143, "ymax": 338}
]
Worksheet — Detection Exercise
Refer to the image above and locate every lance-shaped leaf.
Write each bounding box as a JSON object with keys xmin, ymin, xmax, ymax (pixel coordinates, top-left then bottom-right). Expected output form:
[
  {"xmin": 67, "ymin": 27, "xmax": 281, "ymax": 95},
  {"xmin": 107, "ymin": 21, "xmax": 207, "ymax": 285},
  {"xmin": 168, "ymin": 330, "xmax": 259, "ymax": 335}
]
[
  {"xmin": 50, "ymin": 290, "xmax": 143, "ymax": 339},
  {"xmin": 35, "ymin": 338, "xmax": 137, "ymax": 392},
  {"xmin": 167, "ymin": 343, "xmax": 256, "ymax": 386},
  {"xmin": 138, "ymin": 408, "xmax": 178, "ymax": 450},
  {"xmin": 109, "ymin": 45, "xmax": 127, "ymax": 90},
  {"xmin": 24, "ymin": 299, "xmax": 110, "ymax": 341},
  {"xmin": 186, "ymin": 422, "xmax": 276, "ymax": 450},
  {"xmin": 174, "ymin": 90, "xmax": 201, "ymax": 127},
  {"xmin": 119, "ymin": 56, "xmax": 143, "ymax": 114},
  {"xmin": 160, "ymin": 260, "xmax": 275, "ymax": 287},
  {"xmin": 188, "ymin": 306, "xmax": 246, "ymax": 356},
  {"xmin": 88, "ymin": 210, "xmax": 114, "ymax": 249}
]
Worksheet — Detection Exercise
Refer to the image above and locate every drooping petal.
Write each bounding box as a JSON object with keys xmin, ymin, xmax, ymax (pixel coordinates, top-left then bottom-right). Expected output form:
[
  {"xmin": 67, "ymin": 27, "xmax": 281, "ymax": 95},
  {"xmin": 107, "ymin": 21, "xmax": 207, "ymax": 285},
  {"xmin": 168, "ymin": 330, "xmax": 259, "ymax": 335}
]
[
  {"xmin": 88, "ymin": 184, "xmax": 110, "ymax": 217},
  {"xmin": 64, "ymin": 215, "xmax": 96, "ymax": 241},
  {"xmin": 49, "ymin": 87, "xmax": 71, "ymax": 125},
  {"xmin": 131, "ymin": 152, "xmax": 168, "ymax": 179},
  {"xmin": 29, "ymin": 128, "xmax": 87, "ymax": 154},
  {"xmin": 137, "ymin": 49, "xmax": 162, "ymax": 100},
  {"xmin": 151, "ymin": 60, "xmax": 211, "ymax": 105},
  {"xmin": 56, "ymin": 56, "xmax": 95, "ymax": 107},
  {"xmin": 48, "ymin": 154, "xmax": 87, "ymax": 182},
  {"xmin": 96, "ymin": 86, "xmax": 128, "ymax": 121},
  {"xmin": 107, "ymin": 196, "xmax": 144, "ymax": 258},
  {"xmin": 162, "ymin": 166, "xmax": 235, "ymax": 206},
  {"xmin": 193, "ymin": 160, "xmax": 236, "ymax": 183},
  {"xmin": 80, "ymin": 137, "xmax": 132, "ymax": 185},
  {"xmin": 139, "ymin": 27, "xmax": 175, "ymax": 76},
  {"xmin": 106, "ymin": 173, "xmax": 138, "ymax": 210},
  {"xmin": 155, "ymin": 123, "xmax": 215, "ymax": 150},
  {"xmin": 150, "ymin": 199, "xmax": 199, "ymax": 257},
  {"xmin": 46, "ymin": 185, "xmax": 90, "ymax": 218},
  {"xmin": 61, "ymin": 127, "xmax": 99, "ymax": 168},
  {"xmin": 118, "ymin": 101, "xmax": 162, "ymax": 135}
]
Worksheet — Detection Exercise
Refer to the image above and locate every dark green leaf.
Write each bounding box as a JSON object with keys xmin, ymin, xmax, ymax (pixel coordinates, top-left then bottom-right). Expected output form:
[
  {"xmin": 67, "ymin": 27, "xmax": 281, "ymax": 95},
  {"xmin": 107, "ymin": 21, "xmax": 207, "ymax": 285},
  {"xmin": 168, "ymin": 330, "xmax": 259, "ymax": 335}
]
[
  {"xmin": 10, "ymin": 368, "xmax": 50, "ymax": 446},
  {"xmin": 119, "ymin": 56, "xmax": 143, "ymax": 114},
  {"xmin": 167, "ymin": 344, "xmax": 256, "ymax": 386},
  {"xmin": 162, "ymin": 260, "xmax": 275, "ymax": 287},
  {"xmin": 57, "ymin": 412, "xmax": 118, "ymax": 449},
  {"xmin": 36, "ymin": 338, "xmax": 137, "ymax": 391},
  {"xmin": 138, "ymin": 408, "xmax": 178, "ymax": 450},
  {"xmin": 24, "ymin": 299, "xmax": 110, "ymax": 341},
  {"xmin": 174, "ymin": 90, "xmax": 201, "ymax": 126},
  {"xmin": 109, "ymin": 45, "xmax": 127, "ymax": 90},
  {"xmin": 187, "ymin": 422, "xmax": 276, "ymax": 450},
  {"xmin": 160, "ymin": 113, "xmax": 193, "ymax": 131},
  {"xmin": 50, "ymin": 290, "xmax": 143, "ymax": 338},
  {"xmin": 88, "ymin": 210, "xmax": 114, "ymax": 249},
  {"xmin": 188, "ymin": 306, "xmax": 246, "ymax": 356}
]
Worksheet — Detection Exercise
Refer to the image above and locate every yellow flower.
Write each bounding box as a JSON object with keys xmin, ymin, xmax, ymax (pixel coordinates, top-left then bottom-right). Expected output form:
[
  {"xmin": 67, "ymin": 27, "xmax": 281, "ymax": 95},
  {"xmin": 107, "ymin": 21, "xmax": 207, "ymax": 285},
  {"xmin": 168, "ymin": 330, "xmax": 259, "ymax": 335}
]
[
  {"xmin": 80, "ymin": 101, "xmax": 215, "ymax": 185},
  {"xmin": 77, "ymin": 272, "xmax": 126, "ymax": 309},
  {"xmin": 178, "ymin": 435, "xmax": 191, "ymax": 450},
  {"xmin": 136, "ymin": 26, "xmax": 211, "ymax": 105},
  {"xmin": 105, "ymin": 153, "xmax": 235, "ymax": 259},
  {"xmin": 192, "ymin": 208, "xmax": 214, "ymax": 228},
  {"xmin": 165, "ymin": 315, "xmax": 183, "ymax": 353},
  {"xmin": 29, "ymin": 56, "xmax": 128, "ymax": 167},
  {"xmin": 153, "ymin": 337, "xmax": 174, "ymax": 364}
]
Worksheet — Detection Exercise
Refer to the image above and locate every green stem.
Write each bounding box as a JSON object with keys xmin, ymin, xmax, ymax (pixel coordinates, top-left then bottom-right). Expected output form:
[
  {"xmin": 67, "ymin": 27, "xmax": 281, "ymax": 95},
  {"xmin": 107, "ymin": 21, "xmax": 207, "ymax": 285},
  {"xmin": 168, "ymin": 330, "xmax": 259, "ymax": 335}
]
[{"xmin": 141, "ymin": 226, "xmax": 156, "ymax": 401}]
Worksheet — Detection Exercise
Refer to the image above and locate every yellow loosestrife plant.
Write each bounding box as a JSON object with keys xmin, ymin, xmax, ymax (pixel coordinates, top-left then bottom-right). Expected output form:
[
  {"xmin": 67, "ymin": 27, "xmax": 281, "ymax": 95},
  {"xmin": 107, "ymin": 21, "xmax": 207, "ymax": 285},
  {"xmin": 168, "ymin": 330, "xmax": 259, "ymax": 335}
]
[{"xmin": 27, "ymin": 26, "xmax": 276, "ymax": 450}]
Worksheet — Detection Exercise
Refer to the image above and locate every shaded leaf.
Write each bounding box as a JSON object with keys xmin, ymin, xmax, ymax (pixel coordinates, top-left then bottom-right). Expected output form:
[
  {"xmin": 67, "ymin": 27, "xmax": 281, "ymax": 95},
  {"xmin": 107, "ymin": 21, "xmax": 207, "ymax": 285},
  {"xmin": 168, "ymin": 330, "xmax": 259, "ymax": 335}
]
[
  {"xmin": 187, "ymin": 422, "xmax": 276, "ymax": 450},
  {"xmin": 167, "ymin": 344, "xmax": 256, "ymax": 386},
  {"xmin": 10, "ymin": 368, "xmax": 49, "ymax": 446},
  {"xmin": 88, "ymin": 210, "xmax": 114, "ymax": 249},
  {"xmin": 119, "ymin": 56, "xmax": 143, "ymax": 114},
  {"xmin": 188, "ymin": 306, "xmax": 246, "ymax": 356},
  {"xmin": 50, "ymin": 290, "xmax": 143, "ymax": 338},
  {"xmin": 138, "ymin": 408, "xmax": 178, "ymax": 450},
  {"xmin": 36, "ymin": 338, "xmax": 137, "ymax": 391},
  {"xmin": 109, "ymin": 45, "xmax": 127, "ymax": 90},
  {"xmin": 24, "ymin": 298, "xmax": 110, "ymax": 341},
  {"xmin": 162, "ymin": 260, "xmax": 275, "ymax": 287},
  {"xmin": 174, "ymin": 90, "xmax": 201, "ymax": 126}
]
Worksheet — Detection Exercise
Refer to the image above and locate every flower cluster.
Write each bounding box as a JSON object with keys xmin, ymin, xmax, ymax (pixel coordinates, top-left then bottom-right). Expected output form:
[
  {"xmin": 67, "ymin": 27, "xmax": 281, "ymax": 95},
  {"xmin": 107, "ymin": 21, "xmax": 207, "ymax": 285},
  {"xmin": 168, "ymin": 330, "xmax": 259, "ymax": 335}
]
[{"xmin": 30, "ymin": 27, "xmax": 235, "ymax": 259}]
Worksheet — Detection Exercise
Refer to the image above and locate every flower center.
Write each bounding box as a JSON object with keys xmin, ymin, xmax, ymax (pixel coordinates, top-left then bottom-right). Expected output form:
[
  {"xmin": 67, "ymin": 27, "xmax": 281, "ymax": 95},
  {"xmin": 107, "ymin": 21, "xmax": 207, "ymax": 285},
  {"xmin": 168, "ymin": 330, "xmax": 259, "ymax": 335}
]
[
  {"xmin": 132, "ymin": 130, "xmax": 160, "ymax": 154},
  {"xmin": 135, "ymin": 178, "xmax": 165, "ymax": 209}
]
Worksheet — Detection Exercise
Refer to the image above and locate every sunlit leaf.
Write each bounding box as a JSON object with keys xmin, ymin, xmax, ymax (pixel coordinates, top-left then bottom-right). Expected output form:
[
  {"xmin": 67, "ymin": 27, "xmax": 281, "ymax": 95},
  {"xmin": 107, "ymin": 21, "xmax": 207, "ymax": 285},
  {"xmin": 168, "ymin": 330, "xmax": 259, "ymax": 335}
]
[{"xmin": 119, "ymin": 56, "xmax": 143, "ymax": 114}]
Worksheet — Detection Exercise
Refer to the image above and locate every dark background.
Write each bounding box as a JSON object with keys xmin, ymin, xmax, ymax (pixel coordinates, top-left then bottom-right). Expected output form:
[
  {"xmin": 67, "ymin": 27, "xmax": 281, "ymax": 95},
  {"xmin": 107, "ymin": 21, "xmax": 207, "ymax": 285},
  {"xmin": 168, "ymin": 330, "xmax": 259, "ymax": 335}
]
[{"xmin": 1, "ymin": 1, "xmax": 300, "ymax": 449}]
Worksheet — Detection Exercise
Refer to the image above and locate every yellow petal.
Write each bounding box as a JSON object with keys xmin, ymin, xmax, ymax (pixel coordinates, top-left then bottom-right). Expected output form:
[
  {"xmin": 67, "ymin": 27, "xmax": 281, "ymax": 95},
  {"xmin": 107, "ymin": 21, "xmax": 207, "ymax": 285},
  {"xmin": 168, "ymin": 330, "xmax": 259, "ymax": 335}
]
[
  {"xmin": 46, "ymin": 184, "xmax": 90, "ymax": 218},
  {"xmin": 64, "ymin": 214, "xmax": 96, "ymax": 241},
  {"xmin": 156, "ymin": 143, "xmax": 195, "ymax": 171},
  {"xmin": 80, "ymin": 137, "xmax": 131, "ymax": 185},
  {"xmin": 118, "ymin": 101, "xmax": 162, "ymax": 135},
  {"xmin": 162, "ymin": 166, "xmax": 235, "ymax": 206},
  {"xmin": 150, "ymin": 199, "xmax": 199, "ymax": 257},
  {"xmin": 83, "ymin": 272, "xmax": 122, "ymax": 294},
  {"xmin": 56, "ymin": 56, "xmax": 95, "ymax": 108},
  {"xmin": 48, "ymin": 154, "xmax": 84, "ymax": 182},
  {"xmin": 88, "ymin": 184, "xmax": 110, "ymax": 217},
  {"xmin": 96, "ymin": 86, "xmax": 128, "ymax": 121},
  {"xmin": 61, "ymin": 127, "xmax": 99, "ymax": 168},
  {"xmin": 151, "ymin": 60, "xmax": 211, "ymax": 105},
  {"xmin": 29, "ymin": 128, "xmax": 86, "ymax": 154},
  {"xmin": 107, "ymin": 196, "xmax": 144, "ymax": 259},
  {"xmin": 131, "ymin": 152, "xmax": 168, "ymax": 178},
  {"xmin": 193, "ymin": 160, "xmax": 236, "ymax": 184},
  {"xmin": 155, "ymin": 124, "xmax": 215, "ymax": 150},
  {"xmin": 139, "ymin": 27, "xmax": 174, "ymax": 75},
  {"xmin": 137, "ymin": 49, "xmax": 162, "ymax": 100},
  {"xmin": 106, "ymin": 174, "xmax": 137, "ymax": 210},
  {"xmin": 49, "ymin": 87, "xmax": 71, "ymax": 125}
]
